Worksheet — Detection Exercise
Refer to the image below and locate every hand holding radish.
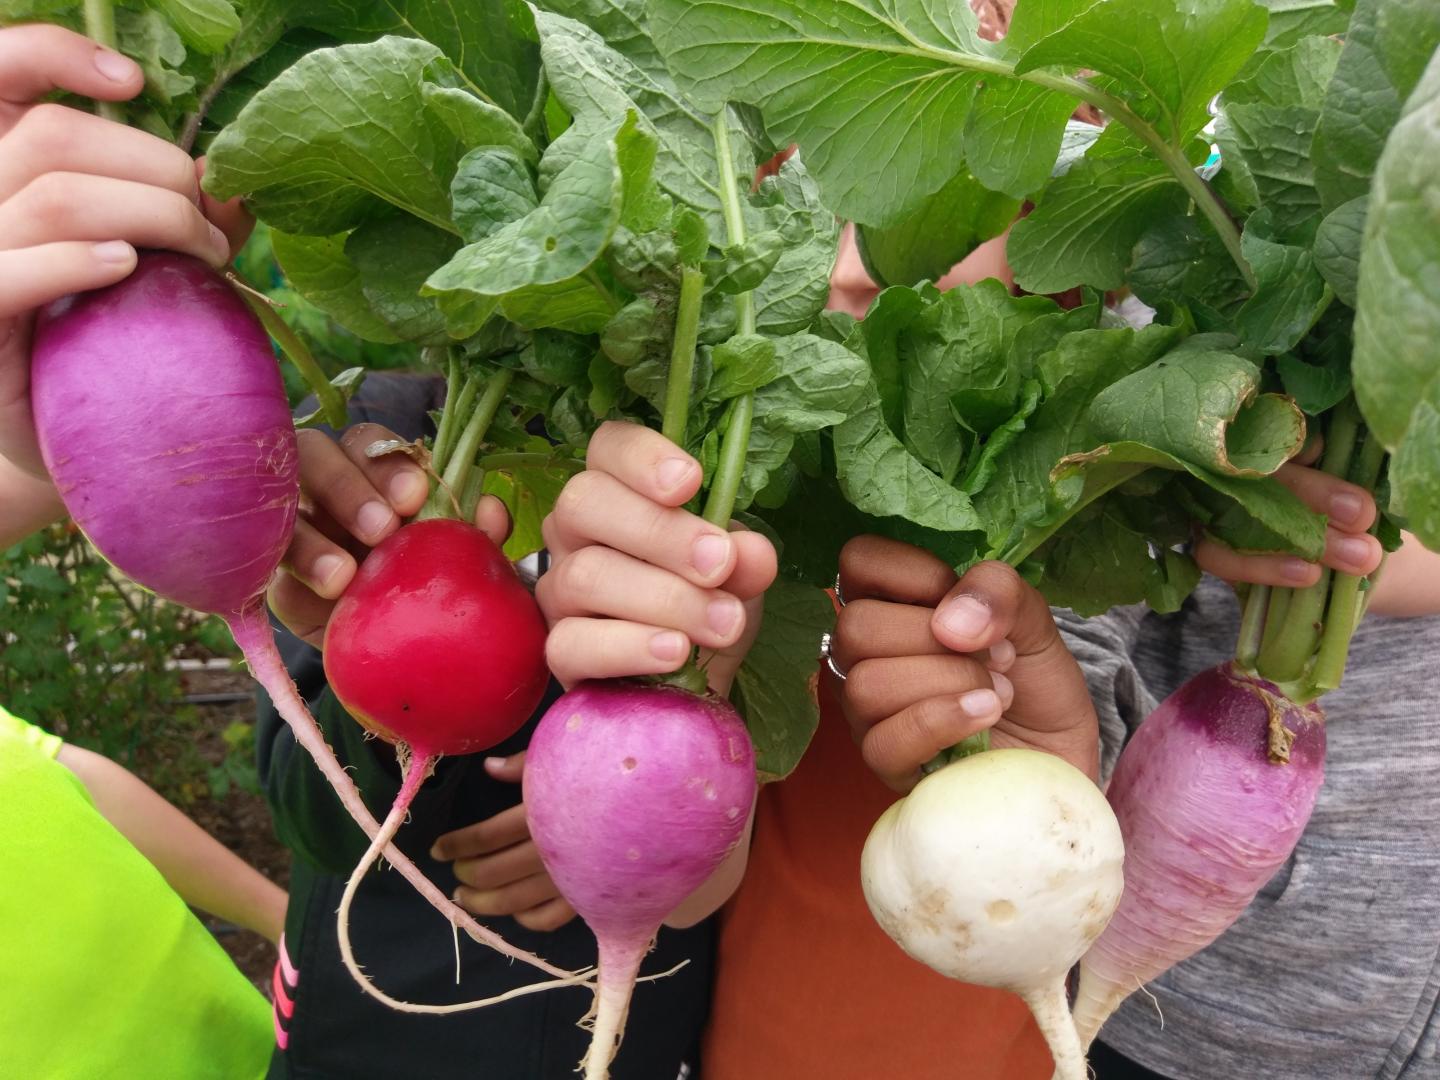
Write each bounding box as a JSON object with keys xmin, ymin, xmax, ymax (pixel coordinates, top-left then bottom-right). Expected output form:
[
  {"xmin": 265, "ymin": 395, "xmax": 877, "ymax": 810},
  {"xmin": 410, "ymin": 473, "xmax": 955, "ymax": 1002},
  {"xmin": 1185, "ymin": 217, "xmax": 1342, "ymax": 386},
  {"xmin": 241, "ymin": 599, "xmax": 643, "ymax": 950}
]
[
  {"xmin": 536, "ymin": 420, "xmax": 778, "ymax": 695},
  {"xmin": 268, "ymin": 422, "xmax": 511, "ymax": 649},
  {"xmin": 832, "ymin": 536, "xmax": 1101, "ymax": 790},
  {"xmin": 0, "ymin": 24, "xmax": 247, "ymax": 479},
  {"xmin": 432, "ymin": 752, "xmax": 577, "ymax": 933}
]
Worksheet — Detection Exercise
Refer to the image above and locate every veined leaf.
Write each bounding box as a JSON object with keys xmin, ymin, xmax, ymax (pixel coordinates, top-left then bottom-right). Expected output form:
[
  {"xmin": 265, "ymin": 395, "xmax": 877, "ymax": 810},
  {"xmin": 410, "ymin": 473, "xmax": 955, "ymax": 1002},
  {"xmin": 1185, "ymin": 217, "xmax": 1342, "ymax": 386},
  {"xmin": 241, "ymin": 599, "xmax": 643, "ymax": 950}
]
[
  {"xmin": 270, "ymin": 230, "xmax": 403, "ymax": 344},
  {"xmin": 147, "ymin": 0, "xmax": 239, "ymax": 53}
]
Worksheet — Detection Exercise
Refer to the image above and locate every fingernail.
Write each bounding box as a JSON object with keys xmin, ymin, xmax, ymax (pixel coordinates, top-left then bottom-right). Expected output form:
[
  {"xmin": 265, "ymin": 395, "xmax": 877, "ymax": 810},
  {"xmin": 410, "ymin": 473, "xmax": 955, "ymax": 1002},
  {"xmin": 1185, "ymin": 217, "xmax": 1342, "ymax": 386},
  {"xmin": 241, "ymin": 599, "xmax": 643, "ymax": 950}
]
[
  {"xmin": 987, "ymin": 638, "xmax": 1016, "ymax": 671},
  {"xmin": 356, "ymin": 500, "xmax": 394, "ymax": 539},
  {"xmin": 1282, "ymin": 557, "xmax": 1316, "ymax": 583},
  {"xmin": 959, "ymin": 689, "xmax": 1000, "ymax": 719},
  {"xmin": 92, "ymin": 240, "xmax": 135, "ymax": 264},
  {"xmin": 991, "ymin": 672, "xmax": 1014, "ymax": 710},
  {"xmin": 1333, "ymin": 536, "xmax": 1373, "ymax": 567},
  {"xmin": 483, "ymin": 756, "xmax": 507, "ymax": 773},
  {"xmin": 650, "ymin": 631, "xmax": 688, "ymax": 662},
  {"xmin": 937, "ymin": 595, "xmax": 991, "ymax": 642},
  {"xmin": 389, "ymin": 469, "xmax": 428, "ymax": 507},
  {"xmin": 691, "ymin": 533, "xmax": 730, "ymax": 578},
  {"xmin": 1330, "ymin": 492, "xmax": 1365, "ymax": 528},
  {"xmin": 707, "ymin": 597, "xmax": 743, "ymax": 638},
  {"xmin": 208, "ymin": 223, "xmax": 231, "ymax": 262},
  {"xmin": 313, "ymin": 553, "xmax": 347, "ymax": 589},
  {"xmin": 94, "ymin": 47, "xmax": 137, "ymax": 82},
  {"xmin": 657, "ymin": 457, "xmax": 696, "ymax": 493}
]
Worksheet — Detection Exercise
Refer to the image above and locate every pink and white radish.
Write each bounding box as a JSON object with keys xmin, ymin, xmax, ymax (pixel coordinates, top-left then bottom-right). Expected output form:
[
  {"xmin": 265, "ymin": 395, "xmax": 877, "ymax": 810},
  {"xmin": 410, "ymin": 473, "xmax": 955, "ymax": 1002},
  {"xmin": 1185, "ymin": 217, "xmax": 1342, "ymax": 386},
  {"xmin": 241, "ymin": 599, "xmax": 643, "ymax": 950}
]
[
  {"xmin": 524, "ymin": 680, "xmax": 757, "ymax": 1080},
  {"xmin": 30, "ymin": 251, "xmax": 574, "ymax": 981},
  {"xmin": 1072, "ymin": 662, "xmax": 1325, "ymax": 1049},
  {"xmin": 861, "ymin": 747, "xmax": 1125, "ymax": 1080}
]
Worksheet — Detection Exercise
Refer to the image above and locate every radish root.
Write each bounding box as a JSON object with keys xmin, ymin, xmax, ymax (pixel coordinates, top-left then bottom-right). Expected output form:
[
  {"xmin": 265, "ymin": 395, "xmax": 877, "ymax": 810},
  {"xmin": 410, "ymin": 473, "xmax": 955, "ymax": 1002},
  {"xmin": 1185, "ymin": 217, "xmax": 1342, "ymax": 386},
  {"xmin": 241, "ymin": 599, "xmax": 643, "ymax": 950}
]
[{"xmin": 230, "ymin": 602, "xmax": 585, "ymax": 982}]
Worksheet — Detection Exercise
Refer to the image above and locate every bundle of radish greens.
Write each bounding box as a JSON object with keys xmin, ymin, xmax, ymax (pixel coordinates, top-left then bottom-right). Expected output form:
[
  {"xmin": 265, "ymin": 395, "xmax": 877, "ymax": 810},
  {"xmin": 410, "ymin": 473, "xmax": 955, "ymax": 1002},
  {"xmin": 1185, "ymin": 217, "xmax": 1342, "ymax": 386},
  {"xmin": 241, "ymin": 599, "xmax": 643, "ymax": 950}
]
[{"xmin": 17, "ymin": 0, "xmax": 1440, "ymax": 1074}]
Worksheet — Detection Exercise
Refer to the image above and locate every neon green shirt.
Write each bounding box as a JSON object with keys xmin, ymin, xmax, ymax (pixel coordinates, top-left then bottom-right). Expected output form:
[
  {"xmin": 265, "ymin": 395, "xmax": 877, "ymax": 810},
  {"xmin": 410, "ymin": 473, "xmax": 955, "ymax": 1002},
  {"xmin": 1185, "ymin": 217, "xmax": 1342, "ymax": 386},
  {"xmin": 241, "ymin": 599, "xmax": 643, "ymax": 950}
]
[{"xmin": 0, "ymin": 705, "xmax": 271, "ymax": 1078}]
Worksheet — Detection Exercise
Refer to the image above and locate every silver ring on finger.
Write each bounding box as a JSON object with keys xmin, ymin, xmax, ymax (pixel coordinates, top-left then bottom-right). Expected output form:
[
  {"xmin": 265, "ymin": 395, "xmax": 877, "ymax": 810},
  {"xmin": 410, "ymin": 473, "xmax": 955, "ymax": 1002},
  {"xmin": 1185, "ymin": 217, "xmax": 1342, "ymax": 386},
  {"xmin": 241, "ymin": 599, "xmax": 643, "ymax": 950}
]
[
  {"xmin": 818, "ymin": 631, "xmax": 848, "ymax": 682},
  {"xmin": 833, "ymin": 572, "xmax": 846, "ymax": 608}
]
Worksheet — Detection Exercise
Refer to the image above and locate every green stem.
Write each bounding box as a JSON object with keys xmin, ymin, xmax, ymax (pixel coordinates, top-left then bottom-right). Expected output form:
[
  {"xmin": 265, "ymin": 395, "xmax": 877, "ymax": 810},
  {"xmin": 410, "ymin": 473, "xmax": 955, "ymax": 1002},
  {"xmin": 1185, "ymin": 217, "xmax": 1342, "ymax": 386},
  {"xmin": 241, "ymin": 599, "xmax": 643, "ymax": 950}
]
[
  {"xmin": 233, "ymin": 279, "xmax": 348, "ymax": 429},
  {"xmin": 1235, "ymin": 583, "xmax": 1269, "ymax": 671},
  {"xmin": 1259, "ymin": 586, "xmax": 1292, "ymax": 659},
  {"xmin": 419, "ymin": 369, "xmax": 512, "ymax": 521},
  {"xmin": 522, "ymin": 70, "xmax": 550, "ymax": 148},
  {"xmin": 1309, "ymin": 433, "xmax": 1388, "ymax": 694},
  {"xmin": 662, "ymin": 267, "xmax": 706, "ymax": 446},
  {"xmin": 700, "ymin": 112, "xmax": 758, "ymax": 530},
  {"xmin": 1256, "ymin": 399, "xmax": 1361, "ymax": 683},
  {"xmin": 83, "ymin": 0, "xmax": 125, "ymax": 124},
  {"xmin": 582, "ymin": 268, "xmax": 623, "ymax": 313},
  {"xmin": 432, "ymin": 363, "xmax": 478, "ymax": 477}
]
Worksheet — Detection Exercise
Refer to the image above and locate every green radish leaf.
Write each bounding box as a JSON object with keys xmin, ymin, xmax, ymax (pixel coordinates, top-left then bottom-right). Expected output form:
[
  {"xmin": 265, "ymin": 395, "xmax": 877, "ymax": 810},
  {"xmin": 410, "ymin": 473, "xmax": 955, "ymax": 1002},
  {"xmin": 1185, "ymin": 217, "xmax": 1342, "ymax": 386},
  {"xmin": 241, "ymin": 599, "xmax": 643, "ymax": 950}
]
[
  {"xmin": 648, "ymin": 0, "xmax": 1080, "ymax": 219},
  {"xmin": 706, "ymin": 232, "xmax": 784, "ymax": 295},
  {"xmin": 708, "ymin": 335, "xmax": 780, "ymax": 402},
  {"xmin": 1312, "ymin": 195, "xmax": 1368, "ymax": 308},
  {"xmin": 499, "ymin": 277, "xmax": 618, "ymax": 333},
  {"xmin": 1277, "ymin": 351, "xmax": 1352, "ymax": 416},
  {"xmin": 522, "ymin": 331, "xmax": 594, "ymax": 386},
  {"xmin": 1128, "ymin": 214, "xmax": 1249, "ymax": 328},
  {"xmin": 1085, "ymin": 349, "xmax": 1307, "ymax": 476},
  {"xmin": 1256, "ymin": 0, "xmax": 1351, "ymax": 48},
  {"xmin": 116, "ymin": 9, "xmax": 194, "ymax": 105},
  {"xmin": 425, "ymin": 116, "xmax": 628, "ymax": 298},
  {"xmin": 1217, "ymin": 36, "xmax": 1342, "ymax": 239},
  {"xmin": 534, "ymin": 8, "xmax": 748, "ymax": 234},
  {"xmin": 1008, "ymin": 126, "xmax": 1189, "ymax": 294},
  {"xmin": 294, "ymin": 368, "xmax": 368, "ymax": 427},
  {"xmin": 482, "ymin": 444, "xmax": 576, "ymax": 560},
  {"xmin": 754, "ymin": 334, "xmax": 871, "ymax": 432},
  {"xmin": 347, "ymin": 216, "xmax": 491, "ymax": 344},
  {"xmin": 855, "ymin": 166, "xmax": 1019, "ymax": 289},
  {"xmin": 1354, "ymin": 47, "xmax": 1440, "ymax": 545},
  {"xmin": 146, "ymin": 0, "xmax": 239, "ymax": 54},
  {"xmin": 600, "ymin": 298, "xmax": 666, "ymax": 367},
  {"xmin": 268, "ymin": 231, "xmax": 403, "ymax": 344},
  {"xmin": 422, "ymin": 85, "xmax": 537, "ymax": 166},
  {"xmin": 747, "ymin": 159, "xmax": 841, "ymax": 336},
  {"xmin": 541, "ymin": 0, "xmax": 667, "ymax": 76},
  {"xmin": 1015, "ymin": 0, "xmax": 1267, "ymax": 145},
  {"xmin": 292, "ymin": 0, "xmax": 540, "ymax": 120},
  {"xmin": 451, "ymin": 148, "xmax": 539, "ymax": 244},
  {"xmin": 1234, "ymin": 210, "xmax": 1332, "ymax": 353},
  {"xmin": 203, "ymin": 37, "xmax": 472, "ymax": 235},
  {"xmin": 1312, "ymin": 0, "xmax": 1440, "ymax": 213},
  {"xmin": 730, "ymin": 578, "xmax": 832, "ymax": 781}
]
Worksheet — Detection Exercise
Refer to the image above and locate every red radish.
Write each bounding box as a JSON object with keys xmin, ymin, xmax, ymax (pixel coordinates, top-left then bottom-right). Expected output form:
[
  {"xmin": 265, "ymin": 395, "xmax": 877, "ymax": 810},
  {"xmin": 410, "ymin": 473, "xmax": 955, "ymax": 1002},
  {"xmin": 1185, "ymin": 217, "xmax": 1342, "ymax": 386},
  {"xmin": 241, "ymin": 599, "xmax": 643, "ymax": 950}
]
[
  {"xmin": 1072, "ymin": 662, "xmax": 1326, "ymax": 1050},
  {"xmin": 323, "ymin": 518, "xmax": 549, "ymax": 757},
  {"xmin": 523, "ymin": 681, "xmax": 757, "ymax": 1080},
  {"xmin": 29, "ymin": 251, "xmax": 574, "ymax": 982},
  {"xmin": 326, "ymin": 518, "xmax": 575, "ymax": 1011}
]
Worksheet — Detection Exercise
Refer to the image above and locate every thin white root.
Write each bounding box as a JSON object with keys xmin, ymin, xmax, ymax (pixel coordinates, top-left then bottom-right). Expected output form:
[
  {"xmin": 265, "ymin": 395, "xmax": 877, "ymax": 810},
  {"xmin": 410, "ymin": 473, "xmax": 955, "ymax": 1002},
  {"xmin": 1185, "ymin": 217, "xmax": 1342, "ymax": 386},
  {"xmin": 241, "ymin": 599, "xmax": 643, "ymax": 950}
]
[
  {"xmin": 336, "ymin": 750, "xmax": 594, "ymax": 1013},
  {"xmin": 1024, "ymin": 980, "xmax": 1088, "ymax": 1080},
  {"xmin": 230, "ymin": 604, "xmax": 582, "ymax": 981},
  {"xmin": 1071, "ymin": 962, "xmax": 1129, "ymax": 1052},
  {"xmin": 580, "ymin": 943, "xmax": 646, "ymax": 1080}
]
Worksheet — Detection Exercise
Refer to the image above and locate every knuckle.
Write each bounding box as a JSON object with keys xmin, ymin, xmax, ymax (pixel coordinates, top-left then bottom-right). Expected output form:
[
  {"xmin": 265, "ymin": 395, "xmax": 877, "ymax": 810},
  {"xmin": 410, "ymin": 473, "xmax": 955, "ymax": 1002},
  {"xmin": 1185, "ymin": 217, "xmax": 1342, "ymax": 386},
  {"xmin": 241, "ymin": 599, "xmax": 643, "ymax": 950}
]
[
  {"xmin": 843, "ymin": 658, "xmax": 882, "ymax": 715},
  {"xmin": 557, "ymin": 546, "xmax": 604, "ymax": 599},
  {"xmin": 15, "ymin": 105, "xmax": 71, "ymax": 161},
  {"xmin": 24, "ymin": 173, "xmax": 74, "ymax": 229},
  {"xmin": 553, "ymin": 470, "xmax": 602, "ymax": 524}
]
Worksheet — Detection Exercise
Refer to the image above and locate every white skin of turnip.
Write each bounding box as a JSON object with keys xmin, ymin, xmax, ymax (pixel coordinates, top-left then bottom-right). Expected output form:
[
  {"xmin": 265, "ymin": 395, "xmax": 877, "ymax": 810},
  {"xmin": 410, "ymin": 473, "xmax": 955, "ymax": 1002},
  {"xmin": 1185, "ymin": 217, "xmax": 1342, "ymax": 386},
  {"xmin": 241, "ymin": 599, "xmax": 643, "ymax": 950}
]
[{"xmin": 861, "ymin": 748, "xmax": 1125, "ymax": 1080}]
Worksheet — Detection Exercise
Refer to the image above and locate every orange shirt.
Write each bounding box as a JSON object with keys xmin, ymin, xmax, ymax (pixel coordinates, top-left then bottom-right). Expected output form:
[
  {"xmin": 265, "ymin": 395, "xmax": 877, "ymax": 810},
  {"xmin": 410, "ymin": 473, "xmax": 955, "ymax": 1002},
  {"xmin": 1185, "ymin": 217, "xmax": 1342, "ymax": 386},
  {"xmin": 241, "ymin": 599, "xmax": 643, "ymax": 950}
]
[{"xmin": 703, "ymin": 672, "xmax": 1053, "ymax": 1079}]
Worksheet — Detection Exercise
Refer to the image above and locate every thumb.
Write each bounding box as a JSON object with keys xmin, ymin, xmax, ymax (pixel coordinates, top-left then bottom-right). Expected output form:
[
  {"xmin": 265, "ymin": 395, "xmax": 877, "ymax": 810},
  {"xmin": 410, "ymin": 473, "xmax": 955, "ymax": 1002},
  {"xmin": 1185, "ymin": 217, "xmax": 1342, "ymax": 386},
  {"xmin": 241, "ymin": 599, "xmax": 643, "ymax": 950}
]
[
  {"xmin": 196, "ymin": 158, "xmax": 254, "ymax": 257},
  {"xmin": 474, "ymin": 494, "xmax": 513, "ymax": 550},
  {"xmin": 930, "ymin": 561, "xmax": 1059, "ymax": 658}
]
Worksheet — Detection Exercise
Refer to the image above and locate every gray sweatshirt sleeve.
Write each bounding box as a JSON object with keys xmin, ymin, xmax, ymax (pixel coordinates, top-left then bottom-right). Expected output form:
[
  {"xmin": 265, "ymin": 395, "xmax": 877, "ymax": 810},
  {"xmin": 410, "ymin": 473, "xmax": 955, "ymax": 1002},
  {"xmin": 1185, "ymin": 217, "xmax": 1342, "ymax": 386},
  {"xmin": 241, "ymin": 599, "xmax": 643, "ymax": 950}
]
[{"xmin": 1052, "ymin": 603, "xmax": 1156, "ymax": 784}]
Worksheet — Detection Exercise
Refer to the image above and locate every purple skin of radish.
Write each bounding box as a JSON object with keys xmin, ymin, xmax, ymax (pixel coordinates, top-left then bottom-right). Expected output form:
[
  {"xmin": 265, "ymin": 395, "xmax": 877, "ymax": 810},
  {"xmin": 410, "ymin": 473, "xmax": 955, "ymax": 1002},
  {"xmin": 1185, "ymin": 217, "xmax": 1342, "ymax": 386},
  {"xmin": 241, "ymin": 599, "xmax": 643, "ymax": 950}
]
[
  {"xmin": 29, "ymin": 251, "xmax": 575, "ymax": 981},
  {"xmin": 1073, "ymin": 662, "xmax": 1325, "ymax": 1049},
  {"xmin": 524, "ymin": 681, "xmax": 757, "ymax": 1080}
]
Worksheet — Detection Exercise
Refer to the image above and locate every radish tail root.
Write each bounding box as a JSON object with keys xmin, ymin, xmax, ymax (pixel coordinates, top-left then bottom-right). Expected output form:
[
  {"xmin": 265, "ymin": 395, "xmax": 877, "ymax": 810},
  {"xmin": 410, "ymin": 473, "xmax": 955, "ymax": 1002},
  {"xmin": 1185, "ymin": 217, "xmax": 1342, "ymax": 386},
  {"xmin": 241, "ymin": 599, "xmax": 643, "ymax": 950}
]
[
  {"xmin": 1024, "ymin": 979, "xmax": 1088, "ymax": 1080},
  {"xmin": 228, "ymin": 602, "xmax": 584, "ymax": 981},
  {"xmin": 333, "ymin": 749, "xmax": 593, "ymax": 1012},
  {"xmin": 581, "ymin": 939, "xmax": 648, "ymax": 1080},
  {"xmin": 1071, "ymin": 962, "xmax": 1127, "ymax": 1053}
]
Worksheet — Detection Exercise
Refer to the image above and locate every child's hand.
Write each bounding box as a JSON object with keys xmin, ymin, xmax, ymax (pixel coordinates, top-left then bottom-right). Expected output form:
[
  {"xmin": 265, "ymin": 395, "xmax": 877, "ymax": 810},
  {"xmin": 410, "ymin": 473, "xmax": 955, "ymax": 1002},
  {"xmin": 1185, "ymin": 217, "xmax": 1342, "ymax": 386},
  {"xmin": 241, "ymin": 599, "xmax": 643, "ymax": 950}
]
[
  {"xmin": 1193, "ymin": 444, "xmax": 1383, "ymax": 587},
  {"xmin": 831, "ymin": 536, "xmax": 1100, "ymax": 792},
  {"xmin": 537, "ymin": 421, "xmax": 778, "ymax": 696},
  {"xmin": 269, "ymin": 423, "xmax": 511, "ymax": 648},
  {"xmin": 430, "ymin": 752, "xmax": 577, "ymax": 932},
  {"xmin": 0, "ymin": 24, "xmax": 249, "ymax": 477}
]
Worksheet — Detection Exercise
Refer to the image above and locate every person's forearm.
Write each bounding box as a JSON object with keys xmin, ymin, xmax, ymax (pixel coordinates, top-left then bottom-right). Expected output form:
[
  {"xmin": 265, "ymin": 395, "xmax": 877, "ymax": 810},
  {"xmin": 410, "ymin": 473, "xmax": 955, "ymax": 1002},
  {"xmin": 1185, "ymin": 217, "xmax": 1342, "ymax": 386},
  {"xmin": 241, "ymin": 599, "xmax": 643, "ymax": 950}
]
[
  {"xmin": 57, "ymin": 744, "xmax": 288, "ymax": 943},
  {"xmin": 663, "ymin": 797, "xmax": 756, "ymax": 929},
  {"xmin": 0, "ymin": 455, "xmax": 65, "ymax": 548},
  {"xmin": 1366, "ymin": 532, "xmax": 1440, "ymax": 617}
]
